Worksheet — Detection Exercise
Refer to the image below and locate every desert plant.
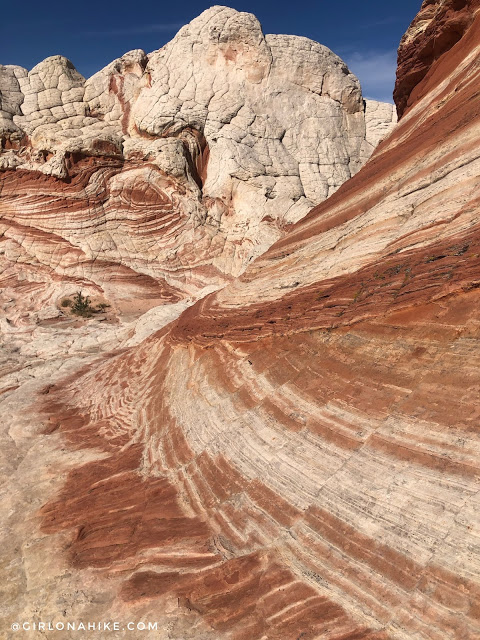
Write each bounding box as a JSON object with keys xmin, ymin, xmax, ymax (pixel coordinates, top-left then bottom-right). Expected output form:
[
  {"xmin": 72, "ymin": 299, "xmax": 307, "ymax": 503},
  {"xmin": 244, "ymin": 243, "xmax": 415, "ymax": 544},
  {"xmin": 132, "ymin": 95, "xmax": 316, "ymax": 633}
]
[
  {"xmin": 61, "ymin": 298, "xmax": 72, "ymax": 308},
  {"xmin": 71, "ymin": 291, "xmax": 94, "ymax": 317}
]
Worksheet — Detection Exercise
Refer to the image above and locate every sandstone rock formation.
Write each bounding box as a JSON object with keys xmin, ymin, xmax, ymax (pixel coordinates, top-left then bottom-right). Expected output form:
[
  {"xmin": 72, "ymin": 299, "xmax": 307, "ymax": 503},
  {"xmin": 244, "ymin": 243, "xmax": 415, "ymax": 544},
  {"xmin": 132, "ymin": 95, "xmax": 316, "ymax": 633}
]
[
  {"xmin": 0, "ymin": 6, "xmax": 396, "ymax": 324},
  {"xmin": 2, "ymin": 2, "xmax": 479, "ymax": 640},
  {"xmin": 364, "ymin": 99, "xmax": 397, "ymax": 150},
  {"xmin": 394, "ymin": 0, "xmax": 480, "ymax": 117}
]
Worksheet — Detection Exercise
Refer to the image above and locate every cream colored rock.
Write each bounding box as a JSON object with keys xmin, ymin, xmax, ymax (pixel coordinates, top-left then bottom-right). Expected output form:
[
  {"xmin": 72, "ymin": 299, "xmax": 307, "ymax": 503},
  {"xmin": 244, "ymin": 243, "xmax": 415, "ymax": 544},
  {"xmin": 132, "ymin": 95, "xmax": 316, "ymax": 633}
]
[
  {"xmin": 0, "ymin": 64, "xmax": 27, "ymax": 143},
  {"xmin": 133, "ymin": 10, "xmax": 370, "ymax": 210},
  {"xmin": 9, "ymin": 55, "xmax": 125, "ymax": 164},
  {"xmin": 0, "ymin": 7, "xmax": 396, "ymax": 279},
  {"xmin": 84, "ymin": 49, "xmax": 147, "ymax": 134},
  {"xmin": 364, "ymin": 99, "xmax": 398, "ymax": 150},
  {"xmin": 1, "ymin": 2, "xmax": 479, "ymax": 639},
  {"xmin": 14, "ymin": 56, "xmax": 87, "ymax": 140}
]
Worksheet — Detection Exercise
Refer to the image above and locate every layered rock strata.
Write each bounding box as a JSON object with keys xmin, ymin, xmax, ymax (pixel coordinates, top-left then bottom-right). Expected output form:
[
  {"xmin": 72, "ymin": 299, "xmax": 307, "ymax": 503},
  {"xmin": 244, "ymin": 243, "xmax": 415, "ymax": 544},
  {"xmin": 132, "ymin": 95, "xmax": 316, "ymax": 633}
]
[
  {"xmin": 0, "ymin": 6, "xmax": 396, "ymax": 321},
  {"xmin": 2, "ymin": 2, "xmax": 480, "ymax": 640},
  {"xmin": 394, "ymin": 0, "xmax": 480, "ymax": 117}
]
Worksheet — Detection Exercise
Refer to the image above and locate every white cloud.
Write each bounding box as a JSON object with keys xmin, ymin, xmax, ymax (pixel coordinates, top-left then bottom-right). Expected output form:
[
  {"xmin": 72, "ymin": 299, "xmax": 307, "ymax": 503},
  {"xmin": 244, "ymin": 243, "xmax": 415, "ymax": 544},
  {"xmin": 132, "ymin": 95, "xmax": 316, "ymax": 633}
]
[{"xmin": 344, "ymin": 49, "xmax": 397, "ymax": 103}]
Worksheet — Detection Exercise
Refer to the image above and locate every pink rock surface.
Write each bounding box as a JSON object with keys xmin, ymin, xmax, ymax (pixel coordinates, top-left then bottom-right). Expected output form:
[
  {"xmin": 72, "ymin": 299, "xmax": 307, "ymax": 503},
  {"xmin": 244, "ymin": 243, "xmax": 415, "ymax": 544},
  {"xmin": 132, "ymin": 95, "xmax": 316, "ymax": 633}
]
[{"xmin": 1, "ymin": 3, "xmax": 480, "ymax": 639}]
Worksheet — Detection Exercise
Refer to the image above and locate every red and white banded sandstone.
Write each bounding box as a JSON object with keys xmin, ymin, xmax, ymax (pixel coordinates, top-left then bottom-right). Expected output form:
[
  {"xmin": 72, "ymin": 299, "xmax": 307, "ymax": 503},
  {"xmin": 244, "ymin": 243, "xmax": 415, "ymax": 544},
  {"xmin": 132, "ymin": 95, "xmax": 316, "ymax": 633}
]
[
  {"xmin": 1, "ymin": 2, "xmax": 480, "ymax": 640},
  {"xmin": 0, "ymin": 6, "xmax": 397, "ymax": 324}
]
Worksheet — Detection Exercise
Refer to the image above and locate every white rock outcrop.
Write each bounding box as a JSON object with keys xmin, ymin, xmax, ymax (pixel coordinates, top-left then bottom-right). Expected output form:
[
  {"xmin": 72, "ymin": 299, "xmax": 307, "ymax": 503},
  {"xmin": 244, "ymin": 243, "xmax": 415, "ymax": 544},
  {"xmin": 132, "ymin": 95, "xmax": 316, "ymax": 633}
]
[
  {"xmin": 0, "ymin": 6, "xmax": 397, "ymax": 277},
  {"xmin": 364, "ymin": 99, "xmax": 398, "ymax": 150},
  {"xmin": 0, "ymin": 64, "xmax": 27, "ymax": 143}
]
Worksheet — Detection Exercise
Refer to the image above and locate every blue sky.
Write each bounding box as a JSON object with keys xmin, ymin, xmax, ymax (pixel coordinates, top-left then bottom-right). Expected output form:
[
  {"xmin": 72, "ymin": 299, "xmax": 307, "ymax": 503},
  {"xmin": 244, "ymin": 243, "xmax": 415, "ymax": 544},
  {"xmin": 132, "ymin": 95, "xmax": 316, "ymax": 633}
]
[{"xmin": 1, "ymin": 0, "xmax": 421, "ymax": 103}]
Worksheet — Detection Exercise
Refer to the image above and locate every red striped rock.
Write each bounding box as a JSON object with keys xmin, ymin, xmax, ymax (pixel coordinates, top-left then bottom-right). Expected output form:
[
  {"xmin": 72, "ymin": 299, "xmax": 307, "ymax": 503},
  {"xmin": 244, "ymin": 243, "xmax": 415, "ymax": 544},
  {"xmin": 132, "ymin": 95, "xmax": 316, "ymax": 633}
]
[
  {"xmin": 1, "ymin": 2, "xmax": 480, "ymax": 639},
  {"xmin": 0, "ymin": 7, "xmax": 397, "ymax": 327}
]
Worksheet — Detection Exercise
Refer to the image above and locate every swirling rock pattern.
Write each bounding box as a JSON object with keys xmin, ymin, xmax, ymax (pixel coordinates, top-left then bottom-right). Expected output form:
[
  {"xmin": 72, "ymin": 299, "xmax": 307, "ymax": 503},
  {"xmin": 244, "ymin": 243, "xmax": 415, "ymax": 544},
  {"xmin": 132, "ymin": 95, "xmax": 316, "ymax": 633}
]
[
  {"xmin": 0, "ymin": 6, "xmax": 396, "ymax": 322},
  {"xmin": 1, "ymin": 2, "xmax": 480, "ymax": 640},
  {"xmin": 394, "ymin": 0, "xmax": 480, "ymax": 118}
]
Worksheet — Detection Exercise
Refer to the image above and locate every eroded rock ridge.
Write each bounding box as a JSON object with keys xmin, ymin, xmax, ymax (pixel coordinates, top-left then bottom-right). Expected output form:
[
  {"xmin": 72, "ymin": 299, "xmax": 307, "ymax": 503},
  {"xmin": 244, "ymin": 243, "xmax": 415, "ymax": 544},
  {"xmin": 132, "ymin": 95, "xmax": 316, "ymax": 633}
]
[
  {"xmin": 2, "ymin": 2, "xmax": 479, "ymax": 640},
  {"xmin": 0, "ymin": 6, "xmax": 396, "ymax": 323}
]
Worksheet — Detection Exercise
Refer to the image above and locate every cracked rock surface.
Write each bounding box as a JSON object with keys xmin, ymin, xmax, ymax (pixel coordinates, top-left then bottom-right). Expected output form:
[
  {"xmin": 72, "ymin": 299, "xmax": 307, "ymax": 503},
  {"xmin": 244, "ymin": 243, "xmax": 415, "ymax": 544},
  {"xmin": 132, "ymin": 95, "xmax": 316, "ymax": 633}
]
[
  {"xmin": 0, "ymin": 6, "xmax": 396, "ymax": 315},
  {"xmin": 12, "ymin": 4, "xmax": 480, "ymax": 640}
]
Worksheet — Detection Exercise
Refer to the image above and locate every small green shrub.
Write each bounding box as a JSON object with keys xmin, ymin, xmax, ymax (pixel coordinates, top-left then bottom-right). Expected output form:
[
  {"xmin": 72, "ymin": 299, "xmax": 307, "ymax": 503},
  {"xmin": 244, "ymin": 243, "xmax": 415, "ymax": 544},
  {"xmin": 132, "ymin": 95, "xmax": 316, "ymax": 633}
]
[
  {"xmin": 61, "ymin": 292, "xmax": 110, "ymax": 318},
  {"xmin": 71, "ymin": 291, "xmax": 94, "ymax": 317}
]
